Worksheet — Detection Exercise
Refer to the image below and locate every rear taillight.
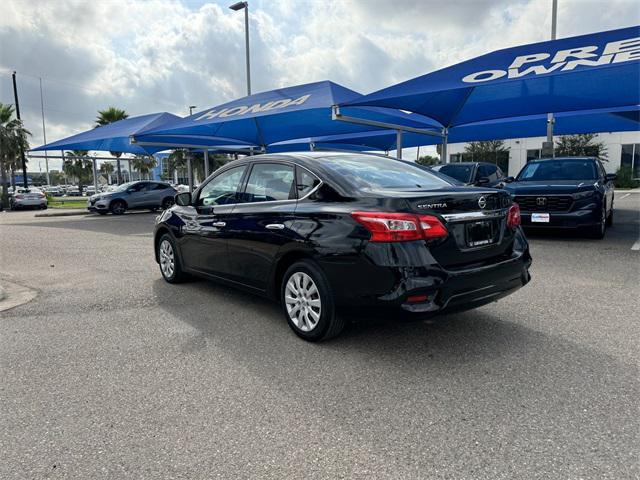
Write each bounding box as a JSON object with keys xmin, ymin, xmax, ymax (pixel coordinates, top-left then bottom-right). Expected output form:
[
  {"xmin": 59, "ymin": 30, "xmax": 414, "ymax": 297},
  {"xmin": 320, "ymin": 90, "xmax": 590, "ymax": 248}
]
[
  {"xmin": 351, "ymin": 211, "xmax": 448, "ymax": 242},
  {"xmin": 15, "ymin": 194, "xmax": 24, "ymax": 199},
  {"xmin": 39, "ymin": 193, "xmax": 45, "ymax": 198},
  {"xmin": 507, "ymin": 203, "xmax": 521, "ymax": 229}
]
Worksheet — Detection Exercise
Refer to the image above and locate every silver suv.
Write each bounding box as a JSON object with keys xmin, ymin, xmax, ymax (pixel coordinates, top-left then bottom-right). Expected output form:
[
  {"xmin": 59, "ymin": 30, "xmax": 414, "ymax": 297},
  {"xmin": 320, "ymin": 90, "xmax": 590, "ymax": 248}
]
[{"xmin": 87, "ymin": 181, "xmax": 177, "ymax": 215}]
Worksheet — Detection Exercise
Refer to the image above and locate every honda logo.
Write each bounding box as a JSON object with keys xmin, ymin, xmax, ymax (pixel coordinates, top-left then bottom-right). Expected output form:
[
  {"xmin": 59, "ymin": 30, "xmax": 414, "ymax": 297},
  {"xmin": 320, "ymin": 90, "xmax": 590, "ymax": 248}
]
[{"xmin": 536, "ymin": 197, "xmax": 547, "ymax": 206}]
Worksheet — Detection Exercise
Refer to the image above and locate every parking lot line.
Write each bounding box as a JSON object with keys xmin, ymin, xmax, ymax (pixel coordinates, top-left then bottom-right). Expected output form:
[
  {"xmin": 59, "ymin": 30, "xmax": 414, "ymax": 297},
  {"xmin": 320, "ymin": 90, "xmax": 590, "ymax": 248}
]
[
  {"xmin": 620, "ymin": 193, "xmax": 631, "ymax": 200},
  {"xmin": 632, "ymin": 239, "xmax": 640, "ymax": 251}
]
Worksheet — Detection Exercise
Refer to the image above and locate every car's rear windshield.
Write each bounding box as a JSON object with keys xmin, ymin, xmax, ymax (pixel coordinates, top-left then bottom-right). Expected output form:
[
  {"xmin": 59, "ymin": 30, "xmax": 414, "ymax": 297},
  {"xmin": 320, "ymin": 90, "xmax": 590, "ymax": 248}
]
[
  {"xmin": 517, "ymin": 159, "xmax": 598, "ymax": 181},
  {"xmin": 433, "ymin": 164, "xmax": 473, "ymax": 183},
  {"xmin": 320, "ymin": 155, "xmax": 451, "ymax": 190}
]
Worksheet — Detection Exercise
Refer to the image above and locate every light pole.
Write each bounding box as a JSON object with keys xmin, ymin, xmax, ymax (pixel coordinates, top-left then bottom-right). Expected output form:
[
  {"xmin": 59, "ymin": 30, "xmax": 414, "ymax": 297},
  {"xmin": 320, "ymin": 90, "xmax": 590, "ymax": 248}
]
[
  {"xmin": 544, "ymin": 0, "xmax": 558, "ymax": 158},
  {"xmin": 229, "ymin": 1, "xmax": 251, "ymax": 96},
  {"xmin": 189, "ymin": 105, "xmax": 197, "ymax": 116}
]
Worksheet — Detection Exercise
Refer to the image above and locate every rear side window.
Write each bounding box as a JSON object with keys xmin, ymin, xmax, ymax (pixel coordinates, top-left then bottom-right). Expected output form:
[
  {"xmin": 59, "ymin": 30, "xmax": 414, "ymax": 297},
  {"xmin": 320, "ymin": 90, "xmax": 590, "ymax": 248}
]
[
  {"xmin": 151, "ymin": 183, "xmax": 169, "ymax": 190},
  {"xmin": 243, "ymin": 163, "xmax": 295, "ymax": 203},
  {"xmin": 297, "ymin": 168, "xmax": 321, "ymax": 198},
  {"xmin": 198, "ymin": 166, "xmax": 247, "ymax": 206},
  {"xmin": 436, "ymin": 164, "xmax": 473, "ymax": 183},
  {"xmin": 321, "ymin": 155, "xmax": 450, "ymax": 190}
]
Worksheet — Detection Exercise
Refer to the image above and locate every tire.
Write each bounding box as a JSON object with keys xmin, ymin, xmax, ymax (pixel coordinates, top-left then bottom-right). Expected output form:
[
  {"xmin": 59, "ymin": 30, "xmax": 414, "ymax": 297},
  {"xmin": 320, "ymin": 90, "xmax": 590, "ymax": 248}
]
[
  {"xmin": 41, "ymin": 204, "xmax": 48, "ymax": 210},
  {"xmin": 98, "ymin": 211, "xmax": 108, "ymax": 216},
  {"xmin": 158, "ymin": 234, "xmax": 188, "ymax": 283},
  {"xmin": 587, "ymin": 204, "xmax": 607, "ymax": 239},
  {"xmin": 606, "ymin": 205, "xmax": 614, "ymax": 227},
  {"xmin": 110, "ymin": 200, "xmax": 127, "ymax": 215},
  {"xmin": 161, "ymin": 197, "xmax": 174, "ymax": 210},
  {"xmin": 281, "ymin": 259, "xmax": 342, "ymax": 341}
]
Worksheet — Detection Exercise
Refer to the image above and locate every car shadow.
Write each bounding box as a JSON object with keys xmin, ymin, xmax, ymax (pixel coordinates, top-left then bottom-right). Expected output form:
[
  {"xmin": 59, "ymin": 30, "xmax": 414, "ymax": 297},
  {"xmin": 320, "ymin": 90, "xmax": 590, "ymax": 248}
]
[
  {"xmin": 150, "ymin": 275, "xmax": 639, "ymax": 475},
  {"xmin": 2, "ymin": 212, "xmax": 158, "ymax": 236}
]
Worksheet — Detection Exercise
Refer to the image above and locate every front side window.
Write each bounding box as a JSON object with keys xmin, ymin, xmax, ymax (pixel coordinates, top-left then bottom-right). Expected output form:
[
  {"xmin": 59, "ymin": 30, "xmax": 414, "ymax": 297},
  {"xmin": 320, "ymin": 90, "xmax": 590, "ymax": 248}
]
[
  {"xmin": 243, "ymin": 163, "xmax": 295, "ymax": 203},
  {"xmin": 198, "ymin": 166, "xmax": 246, "ymax": 206},
  {"xmin": 478, "ymin": 164, "xmax": 498, "ymax": 181}
]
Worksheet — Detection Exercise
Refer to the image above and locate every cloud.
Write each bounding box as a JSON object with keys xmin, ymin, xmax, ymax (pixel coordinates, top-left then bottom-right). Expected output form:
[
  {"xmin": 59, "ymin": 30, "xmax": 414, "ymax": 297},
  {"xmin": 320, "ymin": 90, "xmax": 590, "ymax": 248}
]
[{"xmin": 0, "ymin": 0, "xmax": 638, "ymax": 168}]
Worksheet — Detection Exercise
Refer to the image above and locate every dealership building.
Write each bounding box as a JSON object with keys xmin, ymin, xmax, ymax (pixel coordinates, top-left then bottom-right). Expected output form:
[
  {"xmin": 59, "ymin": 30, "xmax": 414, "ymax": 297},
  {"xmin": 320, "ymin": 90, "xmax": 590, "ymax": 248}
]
[{"xmin": 445, "ymin": 130, "xmax": 640, "ymax": 177}]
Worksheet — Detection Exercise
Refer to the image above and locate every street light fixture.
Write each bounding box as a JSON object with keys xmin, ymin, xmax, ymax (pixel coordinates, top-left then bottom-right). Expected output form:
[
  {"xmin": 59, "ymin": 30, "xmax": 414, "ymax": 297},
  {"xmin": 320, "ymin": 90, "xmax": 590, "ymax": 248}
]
[
  {"xmin": 229, "ymin": 1, "xmax": 251, "ymax": 95},
  {"xmin": 189, "ymin": 105, "xmax": 197, "ymax": 116}
]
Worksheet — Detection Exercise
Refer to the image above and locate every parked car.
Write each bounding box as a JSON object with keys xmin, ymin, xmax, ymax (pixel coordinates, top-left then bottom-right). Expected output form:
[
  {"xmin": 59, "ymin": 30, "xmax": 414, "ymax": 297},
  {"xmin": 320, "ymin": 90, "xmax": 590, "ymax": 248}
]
[
  {"xmin": 66, "ymin": 186, "xmax": 81, "ymax": 196},
  {"xmin": 154, "ymin": 152, "xmax": 531, "ymax": 341},
  {"xmin": 432, "ymin": 162, "xmax": 508, "ymax": 188},
  {"xmin": 83, "ymin": 185, "xmax": 97, "ymax": 196},
  {"xmin": 504, "ymin": 156, "xmax": 615, "ymax": 238},
  {"xmin": 87, "ymin": 181, "xmax": 177, "ymax": 215},
  {"xmin": 45, "ymin": 186, "xmax": 64, "ymax": 197},
  {"xmin": 9, "ymin": 186, "xmax": 47, "ymax": 210}
]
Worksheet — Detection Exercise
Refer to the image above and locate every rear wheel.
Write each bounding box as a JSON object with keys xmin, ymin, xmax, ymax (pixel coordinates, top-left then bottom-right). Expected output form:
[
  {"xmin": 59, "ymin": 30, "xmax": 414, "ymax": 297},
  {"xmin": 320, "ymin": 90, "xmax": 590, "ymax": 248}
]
[
  {"xmin": 158, "ymin": 234, "xmax": 187, "ymax": 283},
  {"xmin": 281, "ymin": 260, "xmax": 342, "ymax": 341},
  {"xmin": 110, "ymin": 200, "xmax": 126, "ymax": 215}
]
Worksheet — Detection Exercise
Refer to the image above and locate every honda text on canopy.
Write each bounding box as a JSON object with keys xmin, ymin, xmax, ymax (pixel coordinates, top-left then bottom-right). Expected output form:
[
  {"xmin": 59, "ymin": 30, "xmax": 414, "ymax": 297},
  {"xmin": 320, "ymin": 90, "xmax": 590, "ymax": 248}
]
[{"xmin": 154, "ymin": 152, "xmax": 531, "ymax": 341}]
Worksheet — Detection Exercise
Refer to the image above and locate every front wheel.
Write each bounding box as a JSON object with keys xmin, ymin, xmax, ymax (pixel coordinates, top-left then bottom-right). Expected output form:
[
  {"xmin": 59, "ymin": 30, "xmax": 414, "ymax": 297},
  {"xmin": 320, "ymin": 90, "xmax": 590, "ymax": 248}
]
[
  {"xmin": 281, "ymin": 260, "xmax": 342, "ymax": 341},
  {"xmin": 161, "ymin": 197, "xmax": 174, "ymax": 210},
  {"xmin": 110, "ymin": 200, "xmax": 127, "ymax": 215},
  {"xmin": 587, "ymin": 204, "xmax": 607, "ymax": 239}
]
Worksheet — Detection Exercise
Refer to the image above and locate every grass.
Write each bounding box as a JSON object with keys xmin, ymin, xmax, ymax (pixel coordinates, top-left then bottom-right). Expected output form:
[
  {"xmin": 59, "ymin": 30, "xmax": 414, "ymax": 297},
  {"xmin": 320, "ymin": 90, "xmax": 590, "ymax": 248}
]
[{"xmin": 47, "ymin": 198, "xmax": 88, "ymax": 209}]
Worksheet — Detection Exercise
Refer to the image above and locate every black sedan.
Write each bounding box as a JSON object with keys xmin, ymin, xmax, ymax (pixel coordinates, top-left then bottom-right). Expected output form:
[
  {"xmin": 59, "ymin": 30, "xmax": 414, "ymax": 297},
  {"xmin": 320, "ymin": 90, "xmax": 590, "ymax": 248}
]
[
  {"xmin": 431, "ymin": 162, "xmax": 508, "ymax": 188},
  {"xmin": 504, "ymin": 157, "xmax": 615, "ymax": 239},
  {"xmin": 154, "ymin": 152, "xmax": 531, "ymax": 341}
]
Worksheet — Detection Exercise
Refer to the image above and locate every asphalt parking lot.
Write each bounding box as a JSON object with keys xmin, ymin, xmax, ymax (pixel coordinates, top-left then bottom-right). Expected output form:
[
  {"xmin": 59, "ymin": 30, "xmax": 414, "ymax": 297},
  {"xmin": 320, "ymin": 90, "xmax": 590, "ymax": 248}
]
[{"xmin": 1, "ymin": 194, "xmax": 639, "ymax": 479}]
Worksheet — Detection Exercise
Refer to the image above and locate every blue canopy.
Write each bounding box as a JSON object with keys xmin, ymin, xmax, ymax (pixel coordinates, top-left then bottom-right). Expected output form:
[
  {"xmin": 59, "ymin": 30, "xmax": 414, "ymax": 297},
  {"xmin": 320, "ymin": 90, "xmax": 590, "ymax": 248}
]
[
  {"xmin": 31, "ymin": 112, "xmax": 183, "ymax": 155},
  {"xmin": 268, "ymin": 105, "xmax": 640, "ymax": 152},
  {"xmin": 344, "ymin": 26, "xmax": 640, "ymax": 128},
  {"xmin": 134, "ymin": 80, "xmax": 441, "ymax": 147}
]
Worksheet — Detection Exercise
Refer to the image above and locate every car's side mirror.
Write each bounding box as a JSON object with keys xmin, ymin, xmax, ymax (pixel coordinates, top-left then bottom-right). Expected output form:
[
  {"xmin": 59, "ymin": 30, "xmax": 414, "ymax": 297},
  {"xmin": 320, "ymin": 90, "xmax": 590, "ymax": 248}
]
[
  {"xmin": 475, "ymin": 177, "xmax": 490, "ymax": 185},
  {"xmin": 605, "ymin": 173, "xmax": 617, "ymax": 182},
  {"xmin": 504, "ymin": 176, "xmax": 515, "ymax": 183},
  {"xmin": 175, "ymin": 192, "xmax": 192, "ymax": 206}
]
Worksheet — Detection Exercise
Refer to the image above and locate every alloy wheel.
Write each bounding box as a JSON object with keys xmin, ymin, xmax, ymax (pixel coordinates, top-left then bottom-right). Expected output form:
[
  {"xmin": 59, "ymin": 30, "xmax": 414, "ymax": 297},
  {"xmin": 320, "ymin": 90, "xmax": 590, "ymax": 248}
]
[
  {"xmin": 284, "ymin": 272, "xmax": 322, "ymax": 332},
  {"xmin": 159, "ymin": 239, "xmax": 175, "ymax": 278}
]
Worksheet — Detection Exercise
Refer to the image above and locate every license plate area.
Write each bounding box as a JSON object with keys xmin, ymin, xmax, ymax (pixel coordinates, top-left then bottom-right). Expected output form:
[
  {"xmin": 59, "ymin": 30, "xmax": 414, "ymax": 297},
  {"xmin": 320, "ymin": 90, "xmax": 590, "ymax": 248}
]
[{"xmin": 465, "ymin": 220, "xmax": 497, "ymax": 248}]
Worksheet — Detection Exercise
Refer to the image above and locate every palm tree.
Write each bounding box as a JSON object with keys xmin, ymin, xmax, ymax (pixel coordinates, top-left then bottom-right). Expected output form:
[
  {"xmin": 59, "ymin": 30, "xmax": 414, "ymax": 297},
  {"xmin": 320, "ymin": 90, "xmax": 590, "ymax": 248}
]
[
  {"xmin": 130, "ymin": 155, "xmax": 157, "ymax": 180},
  {"xmin": 63, "ymin": 150, "xmax": 93, "ymax": 194},
  {"xmin": 95, "ymin": 107, "xmax": 128, "ymax": 184},
  {"xmin": 167, "ymin": 149, "xmax": 188, "ymax": 183},
  {"xmin": 0, "ymin": 103, "xmax": 31, "ymax": 205},
  {"xmin": 99, "ymin": 162, "xmax": 115, "ymax": 184}
]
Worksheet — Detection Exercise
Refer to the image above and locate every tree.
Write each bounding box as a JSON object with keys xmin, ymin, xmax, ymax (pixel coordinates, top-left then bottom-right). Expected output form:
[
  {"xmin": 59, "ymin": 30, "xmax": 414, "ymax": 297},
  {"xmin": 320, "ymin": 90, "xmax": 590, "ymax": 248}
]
[
  {"xmin": 0, "ymin": 103, "xmax": 31, "ymax": 205},
  {"xmin": 131, "ymin": 155, "xmax": 157, "ymax": 180},
  {"xmin": 167, "ymin": 149, "xmax": 188, "ymax": 182},
  {"xmin": 463, "ymin": 140, "xmax": 510, "ymax": 171},
  {"xmin": 95, "ymin": 107, "xmax": 128, "ymax": 184},
  {"xmin": 554, "ymin": 134, "xmax": 607, "ymax": 159},
  {"xmin": 63, "ymin": 150, "xmax": 93, "ymax": 194},
  {"xmin": 416, "ymin": 155, "xmax": 440, "ymax": 166},
  {"xmin": 99, "ymin": 162, "xmax": 115, "ymax": 183}
]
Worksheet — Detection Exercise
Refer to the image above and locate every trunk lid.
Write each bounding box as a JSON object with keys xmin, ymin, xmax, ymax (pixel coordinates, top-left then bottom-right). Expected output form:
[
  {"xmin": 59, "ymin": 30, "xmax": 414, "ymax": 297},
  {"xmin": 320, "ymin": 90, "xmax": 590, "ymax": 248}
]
[{"xmin": 375, "ymin": 187, "xmax": 515, "ymax": 268}]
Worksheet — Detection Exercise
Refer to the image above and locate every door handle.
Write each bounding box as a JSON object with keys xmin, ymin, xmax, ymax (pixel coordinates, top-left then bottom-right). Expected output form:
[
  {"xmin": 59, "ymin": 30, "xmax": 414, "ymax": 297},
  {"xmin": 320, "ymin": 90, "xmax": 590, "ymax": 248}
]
[
  {"xmin": 212, "ymin": 221, "xmax": 226, "ymax": 227},
  {"xmin": 266, "ymin": 223, "xmax": 285, "ymax": 230}
]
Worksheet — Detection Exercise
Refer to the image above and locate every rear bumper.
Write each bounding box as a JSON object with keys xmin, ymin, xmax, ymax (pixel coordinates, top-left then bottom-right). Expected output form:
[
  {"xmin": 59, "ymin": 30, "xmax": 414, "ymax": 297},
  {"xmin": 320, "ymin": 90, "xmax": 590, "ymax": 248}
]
[
  {"xmin": 520, "ymin": 207, "xmax": 600, "ymax": 229},
  {"xmin": 13, "ymin": 199, "xmax": 47, "ymax": 207},
  {"xmin": 320, "ymin": 238, "xmax": 532, "ymax": 316}
]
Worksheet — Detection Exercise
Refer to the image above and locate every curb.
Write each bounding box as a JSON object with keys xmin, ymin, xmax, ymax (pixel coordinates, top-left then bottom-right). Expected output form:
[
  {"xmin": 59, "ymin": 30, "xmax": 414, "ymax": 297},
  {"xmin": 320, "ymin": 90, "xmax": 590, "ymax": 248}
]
[
  {"xmin": 614, "ymin": 189, "xmax": 640, "ymax": 194},
  {"xmin": 35, "ymin": 210, "xmax": 92, "ymax": 218}
]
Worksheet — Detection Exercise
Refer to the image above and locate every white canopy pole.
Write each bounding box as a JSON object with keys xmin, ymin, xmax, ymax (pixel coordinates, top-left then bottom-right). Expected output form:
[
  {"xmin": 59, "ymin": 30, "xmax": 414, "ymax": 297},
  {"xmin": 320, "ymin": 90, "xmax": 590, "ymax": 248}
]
[{"xmin": 204, "ymin": 150, "xmax": 210, "ymax": 178}]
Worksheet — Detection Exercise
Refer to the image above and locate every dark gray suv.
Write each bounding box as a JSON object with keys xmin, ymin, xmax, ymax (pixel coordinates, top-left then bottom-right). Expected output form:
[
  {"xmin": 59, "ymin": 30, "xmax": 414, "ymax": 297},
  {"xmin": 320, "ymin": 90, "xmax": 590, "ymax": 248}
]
[{"xmin": 87, "ymin": 181, "xmax": 177, "ymax": 215}]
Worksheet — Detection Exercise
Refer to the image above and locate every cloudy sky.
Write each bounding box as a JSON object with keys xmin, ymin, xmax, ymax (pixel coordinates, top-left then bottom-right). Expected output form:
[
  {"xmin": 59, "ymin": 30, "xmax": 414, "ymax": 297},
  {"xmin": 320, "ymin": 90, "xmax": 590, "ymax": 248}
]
[{"xmin": 1, "ymin": 0, "xmax": 639, "ymax": 169}]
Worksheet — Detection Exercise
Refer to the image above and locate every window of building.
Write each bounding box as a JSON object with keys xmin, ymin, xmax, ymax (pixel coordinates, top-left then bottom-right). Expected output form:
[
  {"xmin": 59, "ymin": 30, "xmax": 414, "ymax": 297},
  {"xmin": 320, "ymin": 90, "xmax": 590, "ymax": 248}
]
[
  {"xmin": 621, "ymin": 144, "xmax": 640, "ymax": 179},
  {"xmin": 527, "ymin": 149, "xmax": 541, "ymax": 162}
]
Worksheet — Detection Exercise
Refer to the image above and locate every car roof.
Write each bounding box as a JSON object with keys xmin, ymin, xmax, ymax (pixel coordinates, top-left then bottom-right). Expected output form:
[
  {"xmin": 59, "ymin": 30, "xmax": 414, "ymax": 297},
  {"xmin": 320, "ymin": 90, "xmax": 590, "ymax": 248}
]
[{"xmin": 529, "ymin": 156, "xmax": 598, "ymax": 163}]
